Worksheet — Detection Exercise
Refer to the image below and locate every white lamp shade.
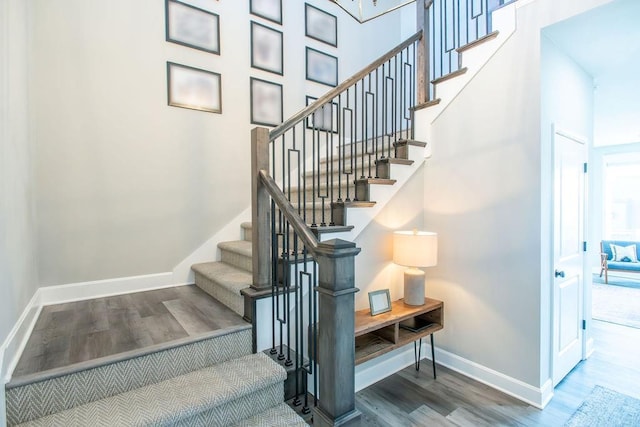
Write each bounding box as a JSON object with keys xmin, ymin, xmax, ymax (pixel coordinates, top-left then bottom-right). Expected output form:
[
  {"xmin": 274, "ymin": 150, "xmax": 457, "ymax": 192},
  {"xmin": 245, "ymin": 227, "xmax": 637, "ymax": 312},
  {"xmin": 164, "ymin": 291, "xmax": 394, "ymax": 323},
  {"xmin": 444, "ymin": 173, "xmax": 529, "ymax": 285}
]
[{"xmin": 393, "ymin": 230, "xmax": 438, "ymax": 268}]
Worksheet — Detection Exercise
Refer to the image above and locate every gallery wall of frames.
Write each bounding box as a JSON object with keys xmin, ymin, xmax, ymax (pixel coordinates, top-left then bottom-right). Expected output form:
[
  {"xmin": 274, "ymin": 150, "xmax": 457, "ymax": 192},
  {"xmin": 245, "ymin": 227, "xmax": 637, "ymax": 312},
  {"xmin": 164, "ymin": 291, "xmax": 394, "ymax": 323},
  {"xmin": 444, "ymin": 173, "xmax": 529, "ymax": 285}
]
[{"xmin": 164, "ymin": 0, "xmax": 342, "ymax": 128}]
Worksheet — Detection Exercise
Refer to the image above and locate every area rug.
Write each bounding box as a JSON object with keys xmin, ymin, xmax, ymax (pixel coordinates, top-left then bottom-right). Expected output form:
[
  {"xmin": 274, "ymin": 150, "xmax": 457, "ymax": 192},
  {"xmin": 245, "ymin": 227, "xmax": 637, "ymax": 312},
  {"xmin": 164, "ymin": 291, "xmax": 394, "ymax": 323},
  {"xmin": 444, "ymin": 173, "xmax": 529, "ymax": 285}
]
[
  {"xmin": 592, "ymin": 282, "xmax": 640, "ymax": 329},
  {"xmin": 565, "ymin": 386, "xmax": 640, "ymax": 426}
]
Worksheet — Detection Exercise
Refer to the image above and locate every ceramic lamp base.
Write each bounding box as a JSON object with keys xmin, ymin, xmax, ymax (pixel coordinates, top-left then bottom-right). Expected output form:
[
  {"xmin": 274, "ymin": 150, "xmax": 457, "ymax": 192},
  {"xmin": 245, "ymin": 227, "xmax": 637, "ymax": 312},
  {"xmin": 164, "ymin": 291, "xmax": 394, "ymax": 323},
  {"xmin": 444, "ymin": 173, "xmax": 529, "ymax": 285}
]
[{"xmin": 404, "ymin": 268, "xmax": 425, "ymax": 306}]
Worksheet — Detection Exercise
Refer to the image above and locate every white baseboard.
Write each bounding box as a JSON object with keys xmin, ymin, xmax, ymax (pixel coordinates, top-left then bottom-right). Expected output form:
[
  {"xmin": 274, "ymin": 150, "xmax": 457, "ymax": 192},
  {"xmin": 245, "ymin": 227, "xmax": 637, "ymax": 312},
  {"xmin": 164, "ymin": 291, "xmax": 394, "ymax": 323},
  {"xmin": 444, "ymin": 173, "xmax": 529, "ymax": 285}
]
[
  {"xmin": 1, "ymin": 291, "xmax": 41, "ymax": 383},
  {"xmin": 37, "ymin": 272, "xmax": 180, "ymax": 306},
  {"xmin": 2, "ymin": 272, "xmax": 188, "ymax": 384},
  {"xmin": 434, "ymin": 346, "xmax": 552, "ymax": 408},
  {"xmin": 355, "ymin": 341, "xmax": 552, "ymax": 409}
]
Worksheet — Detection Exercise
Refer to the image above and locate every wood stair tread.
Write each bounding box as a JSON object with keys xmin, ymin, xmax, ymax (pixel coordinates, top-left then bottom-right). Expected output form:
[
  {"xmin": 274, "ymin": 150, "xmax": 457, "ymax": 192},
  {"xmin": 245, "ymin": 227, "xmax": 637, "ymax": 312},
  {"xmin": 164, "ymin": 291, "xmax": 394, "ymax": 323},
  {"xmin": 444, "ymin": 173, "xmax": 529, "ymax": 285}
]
[
  {"xmin": 456, "ymin": 30, "xmax": 499, "ymax": 53},
  {"xmin": 431, "ymin": 67, "xmax": 468, "ymax": 85}
]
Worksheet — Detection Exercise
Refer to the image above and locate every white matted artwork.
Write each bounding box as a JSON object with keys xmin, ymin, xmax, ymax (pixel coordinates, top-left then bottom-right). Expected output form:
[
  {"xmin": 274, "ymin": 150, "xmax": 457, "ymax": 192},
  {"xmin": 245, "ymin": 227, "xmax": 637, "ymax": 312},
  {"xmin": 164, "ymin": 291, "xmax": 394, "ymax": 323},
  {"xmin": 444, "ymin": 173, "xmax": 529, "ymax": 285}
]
[
  {"xmin": 250, "ymin": 77, "xmax": 283, "ymax": 126},
  {"xmin": 250, "ymin": 0, "xmax": 282, "ymax": 25},
  {"xmin": 306, "ymin": 96, "xmax": 338, "ymax": 133},
  {"xmin": 306, "ymin": 47, "xmax": 338, "ymax": 87},
  {"xmin": 305, "ymin": 3, "xmax": 337, "ymax": 47},
  {"xmin": 167, "ymin": 62, "xmax": 222, "ymax": 113},
  {"xmin": 251, "ymin": 21, "xmax": 283, "ymax": 75},
  {"xmin": 165, "ymin": 0, "xmax": 220, "ymax": 54}
]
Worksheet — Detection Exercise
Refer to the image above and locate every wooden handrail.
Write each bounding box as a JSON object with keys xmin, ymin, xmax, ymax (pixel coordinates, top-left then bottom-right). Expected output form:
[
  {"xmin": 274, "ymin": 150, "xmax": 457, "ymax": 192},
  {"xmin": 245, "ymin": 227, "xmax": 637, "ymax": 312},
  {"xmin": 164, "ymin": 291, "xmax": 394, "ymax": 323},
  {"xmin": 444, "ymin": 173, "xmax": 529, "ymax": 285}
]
[
  {"xmin": 269, "ymin": 30, "xmax": 423, "ymax": 141},
  {"xmin": 257, "ymin": 169, "xmax": 320, "ymax": 254}
]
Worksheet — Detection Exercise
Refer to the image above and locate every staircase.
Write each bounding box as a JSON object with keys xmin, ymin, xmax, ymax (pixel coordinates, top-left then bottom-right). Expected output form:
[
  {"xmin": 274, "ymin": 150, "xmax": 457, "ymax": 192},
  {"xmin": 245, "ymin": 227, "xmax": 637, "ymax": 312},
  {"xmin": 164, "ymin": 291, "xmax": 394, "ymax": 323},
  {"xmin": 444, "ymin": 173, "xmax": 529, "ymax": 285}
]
[
  {"xmin": 3, "ymin": 2, "xmax": 518, "ymax": 425},
  {"xmin": 5, "ymin": 322, "xmax": 306, "ymax": 426}
]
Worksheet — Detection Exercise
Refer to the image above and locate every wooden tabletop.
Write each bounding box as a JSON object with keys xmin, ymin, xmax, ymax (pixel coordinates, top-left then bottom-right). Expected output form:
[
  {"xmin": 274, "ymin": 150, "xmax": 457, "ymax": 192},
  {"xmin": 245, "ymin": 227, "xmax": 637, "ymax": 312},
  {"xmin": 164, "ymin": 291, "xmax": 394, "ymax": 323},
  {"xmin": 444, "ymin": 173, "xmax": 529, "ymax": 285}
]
[{"xmin": 355, "ymin": 298, "xmax": 443, "ymax": 336}]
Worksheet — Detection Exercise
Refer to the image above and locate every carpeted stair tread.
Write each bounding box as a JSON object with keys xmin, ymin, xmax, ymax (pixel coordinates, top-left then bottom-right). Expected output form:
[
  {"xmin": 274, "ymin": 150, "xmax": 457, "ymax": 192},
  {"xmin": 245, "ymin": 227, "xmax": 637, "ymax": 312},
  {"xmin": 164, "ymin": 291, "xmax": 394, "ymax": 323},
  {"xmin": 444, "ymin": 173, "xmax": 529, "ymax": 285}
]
[
  {"xmin": 232, "ymin": 402, "xmax": 307, "ymax": 426},
  {"xmin": 219, "ymin": 240, "xmax": 253, "ymax": 258},
  {"xmin": 192, "ymin": 261, "xmax": 252, "ymax": 294},
  {"xmin": 6, "ymin": 328, "xmax": 252, "ymax": 426},
  {"xmin": 16, "ymin": 353, "xmax": 286, "ymax": 427}
]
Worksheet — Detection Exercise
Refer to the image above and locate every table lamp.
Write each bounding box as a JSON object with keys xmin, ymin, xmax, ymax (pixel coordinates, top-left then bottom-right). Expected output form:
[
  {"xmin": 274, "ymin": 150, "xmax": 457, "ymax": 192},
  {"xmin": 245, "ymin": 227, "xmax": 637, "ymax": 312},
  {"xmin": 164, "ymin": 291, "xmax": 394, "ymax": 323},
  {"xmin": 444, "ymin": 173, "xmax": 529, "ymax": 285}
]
[{"xmin": 393, "ymin": 230, "xmax": 438, "ymax": 306}]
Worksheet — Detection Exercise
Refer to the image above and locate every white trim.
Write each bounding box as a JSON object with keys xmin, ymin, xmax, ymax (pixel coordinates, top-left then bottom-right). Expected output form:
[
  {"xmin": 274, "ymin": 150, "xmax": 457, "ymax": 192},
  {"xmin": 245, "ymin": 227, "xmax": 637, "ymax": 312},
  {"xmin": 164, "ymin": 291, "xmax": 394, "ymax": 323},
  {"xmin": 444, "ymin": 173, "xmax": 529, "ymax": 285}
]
[
  {"xmin": 433, "ymin": 346, "xmax": 552, "ymax": 408},
  {"xmin": 37, "ymin": 272, "xmax": 180, "ymax": 306},
  {"xmin": 2, "ymin": 272, "xmax": 188, "ymax": 384},
  {"xmin": 355, "ymin": 343, "xmax": 417, "ymax": 391},
  {"xmin": 1, "ymin": 291, "xmax": 42, "ymax": 383},
  {"xmin": 355, "ymin": 341, "xmax": 552, "ymax": 408}
]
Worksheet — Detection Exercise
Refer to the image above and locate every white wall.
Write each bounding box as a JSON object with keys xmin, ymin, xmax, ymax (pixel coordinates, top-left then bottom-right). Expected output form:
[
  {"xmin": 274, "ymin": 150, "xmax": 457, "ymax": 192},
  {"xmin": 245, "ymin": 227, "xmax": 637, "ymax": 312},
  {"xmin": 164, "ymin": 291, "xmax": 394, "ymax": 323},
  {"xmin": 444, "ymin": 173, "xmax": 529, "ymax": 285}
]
[
  {"xmin": 28, "ymin": 0, "xmax": 406, "ymax": 286},
  {"xmin": 594, "ymin": 70, "xmax": 640, "ymax": 147},
  {"xmin": 420, "ymin": 0, "xmax": 608, "ymax": 392},
  {"xmin": 354, "ymin": 165, "xmax": 425, "ymax": 310},
  {"xmin": 0, "ymin": 0, "xmax": 38, "ymax": 346}
]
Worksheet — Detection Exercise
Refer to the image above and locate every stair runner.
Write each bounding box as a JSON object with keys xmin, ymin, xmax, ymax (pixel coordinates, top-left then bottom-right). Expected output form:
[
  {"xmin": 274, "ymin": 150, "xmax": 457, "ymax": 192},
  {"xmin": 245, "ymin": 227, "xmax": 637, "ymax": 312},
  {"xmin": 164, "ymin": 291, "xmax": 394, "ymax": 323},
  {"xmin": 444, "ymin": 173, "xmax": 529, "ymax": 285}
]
[{"xmin": 6, "ymin": 326, "xmax": 306, "ymax": 426}]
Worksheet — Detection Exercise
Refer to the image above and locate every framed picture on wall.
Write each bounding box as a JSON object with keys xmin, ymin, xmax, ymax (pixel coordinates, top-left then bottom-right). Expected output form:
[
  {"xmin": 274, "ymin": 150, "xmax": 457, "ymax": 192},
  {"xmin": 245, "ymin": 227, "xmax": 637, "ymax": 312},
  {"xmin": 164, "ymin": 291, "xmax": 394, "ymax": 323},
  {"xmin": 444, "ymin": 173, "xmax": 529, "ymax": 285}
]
[
  {"xmin": 305, "ymin": 96, "xmax": 338, "ymax": 133},
  {"xmin": 250, "ymin": 0, "xmax": 283, "ymax": 25},
  {"xmin": 165, "ymin": 0, "xmax": 220, "ymax": 54},
  {"xmin": 305, "ymin": 3, "xmax": 337, "ymax": 47},
  {"xmin": 306, "ymin": 47, "xmax": 338, "ymax": 87},
  {"xmin": 250, "ymin": 77, "xmax": 283, "ymax": 126},
  {"xmin": 167, "ymin": 62, "xmax": 222, "ymax": 113},
  {"xmin": 251, "ymin": 21, "xmax": 283, "ymax": 75}
]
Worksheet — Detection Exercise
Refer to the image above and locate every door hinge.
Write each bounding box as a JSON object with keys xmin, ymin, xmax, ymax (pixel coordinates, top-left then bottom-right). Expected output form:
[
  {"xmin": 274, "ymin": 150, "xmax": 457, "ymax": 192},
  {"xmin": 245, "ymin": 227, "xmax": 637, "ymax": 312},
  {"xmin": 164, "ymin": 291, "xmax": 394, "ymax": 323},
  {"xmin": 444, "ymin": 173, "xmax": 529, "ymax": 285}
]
[
  {"xmin": 582, "ymin": 320, "xmax": 586, "ymax": 330},
  {"xmin": 583, "ymin": 241, "xmax": 587, "ymax": 252},
  {"xmin": 583, "ymin": 163, "xmax": 588, "ymax": 173}
]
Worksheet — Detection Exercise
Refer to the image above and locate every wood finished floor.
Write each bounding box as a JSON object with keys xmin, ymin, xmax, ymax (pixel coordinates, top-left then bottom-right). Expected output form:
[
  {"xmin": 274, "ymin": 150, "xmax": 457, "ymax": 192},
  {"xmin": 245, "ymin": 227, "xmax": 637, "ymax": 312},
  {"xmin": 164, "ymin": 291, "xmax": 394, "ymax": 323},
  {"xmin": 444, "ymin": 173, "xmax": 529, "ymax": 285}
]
[
  {"xmin": 356, "ymin": 320, "xmax": 640, "ymax": 426},
  {"xmin": 12, "ymin": 285, "xmax": 246, "ymax": 378}
]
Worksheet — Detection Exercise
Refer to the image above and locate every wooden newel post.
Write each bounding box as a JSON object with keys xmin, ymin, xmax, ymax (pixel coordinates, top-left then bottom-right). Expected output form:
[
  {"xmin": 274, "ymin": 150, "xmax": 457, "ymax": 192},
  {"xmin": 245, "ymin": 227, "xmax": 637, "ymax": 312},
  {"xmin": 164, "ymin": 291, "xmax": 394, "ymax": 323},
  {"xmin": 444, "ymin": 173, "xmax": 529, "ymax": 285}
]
[
  {"xmin": 314, "ymin": 239, "xmax": 362, "ymax": 427},
  {"xmin": 251, "ymin": 127, "xmax": 270, "ymax": 291},
  {"xmin": 417, "ymin": 0, "xmax": 432, "ymax": 104}
]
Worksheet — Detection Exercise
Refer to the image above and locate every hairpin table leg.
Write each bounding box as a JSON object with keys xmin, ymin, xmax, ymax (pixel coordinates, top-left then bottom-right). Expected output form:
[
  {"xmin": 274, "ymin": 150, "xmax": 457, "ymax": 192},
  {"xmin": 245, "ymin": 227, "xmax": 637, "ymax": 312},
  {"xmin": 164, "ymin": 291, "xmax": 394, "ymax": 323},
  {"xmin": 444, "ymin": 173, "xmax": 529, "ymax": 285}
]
[
  {"xmin": 414, "ymin": 338, "xmax": 422, "ymax": 371},
  {"xmin": 431, "ymin": 333, "xmax": 436, "ymax": 379}
]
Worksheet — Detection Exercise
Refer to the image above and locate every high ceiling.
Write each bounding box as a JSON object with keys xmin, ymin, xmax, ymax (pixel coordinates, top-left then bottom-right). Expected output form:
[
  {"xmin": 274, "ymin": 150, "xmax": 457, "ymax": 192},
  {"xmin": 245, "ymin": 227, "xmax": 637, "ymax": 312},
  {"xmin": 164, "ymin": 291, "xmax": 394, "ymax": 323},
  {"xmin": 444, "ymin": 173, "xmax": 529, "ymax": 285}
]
[{"xmin": 542, "ymin": 0, "xmax": 640, "ymax": 79}]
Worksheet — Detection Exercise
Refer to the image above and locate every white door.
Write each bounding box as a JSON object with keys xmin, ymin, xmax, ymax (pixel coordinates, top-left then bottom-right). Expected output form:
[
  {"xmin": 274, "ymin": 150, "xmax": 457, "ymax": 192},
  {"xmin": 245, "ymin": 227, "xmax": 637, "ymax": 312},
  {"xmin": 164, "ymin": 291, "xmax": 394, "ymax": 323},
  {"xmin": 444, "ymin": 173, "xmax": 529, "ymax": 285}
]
[{"xmin": 552, "ymin": 129, "xmax": 586, "ymax": 385}]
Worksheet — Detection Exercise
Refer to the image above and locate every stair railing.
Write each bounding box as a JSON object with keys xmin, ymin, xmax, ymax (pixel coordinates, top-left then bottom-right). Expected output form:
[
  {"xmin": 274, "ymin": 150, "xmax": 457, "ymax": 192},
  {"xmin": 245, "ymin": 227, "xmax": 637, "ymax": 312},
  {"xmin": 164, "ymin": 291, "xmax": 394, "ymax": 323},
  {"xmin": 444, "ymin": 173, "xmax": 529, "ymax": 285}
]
[
  {"xmin": 424, "ymin": 0, "xmax": 514, "ymax": 101},
  {"xmin": 250, "ymin": 0, "xmax": 518, "ymax": 422},
  {"xmin": 252, "ymin": 127, "xmax": 362, "ymax": 425}
]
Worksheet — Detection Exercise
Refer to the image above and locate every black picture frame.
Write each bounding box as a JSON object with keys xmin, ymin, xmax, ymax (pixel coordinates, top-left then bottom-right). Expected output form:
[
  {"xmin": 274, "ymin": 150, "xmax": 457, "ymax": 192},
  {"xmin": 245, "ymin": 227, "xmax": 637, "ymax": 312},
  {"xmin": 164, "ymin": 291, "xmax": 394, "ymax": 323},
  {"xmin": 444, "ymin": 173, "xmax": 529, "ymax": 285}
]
[
  {"xmin": 165, "ymin": 0, "xmax": 220, "ymax": 55},
  {"xmin": 250, "ymin": 0, "xmax": 283, "ymax": 25},
  {"xmin": 250, "ymin": 77, "xmax": 283, "ymax": 126},
  {"xmin": 251, "ymin": 21, "xmax": 284, "ymax": 75},
  {"xmin": 305, "ymin": 3, "xmax": 337, "ymax": 47},
  {"xmin": 305, "ymin": 96, "xmax": 338, "ymax": 133},
  {"xmin": 306, "ymin": 47, "xmax": 338, "ymax": 87},
  {"xmin": 167, "ymin": 62, "xmax": 222, "ymax": 114},
  {"xmin": 368, "ymin": 289, "xmax": 392, "ymax": 316}
]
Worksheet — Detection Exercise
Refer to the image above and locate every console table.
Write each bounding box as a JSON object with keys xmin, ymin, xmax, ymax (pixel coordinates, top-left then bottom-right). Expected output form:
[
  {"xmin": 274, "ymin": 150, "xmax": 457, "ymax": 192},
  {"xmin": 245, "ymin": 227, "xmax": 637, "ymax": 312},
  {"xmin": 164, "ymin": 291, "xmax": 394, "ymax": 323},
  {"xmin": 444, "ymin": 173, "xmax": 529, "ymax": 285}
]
[{"xmin": 354, "ymin": 298, "xmax": 444, "ymax": 378}]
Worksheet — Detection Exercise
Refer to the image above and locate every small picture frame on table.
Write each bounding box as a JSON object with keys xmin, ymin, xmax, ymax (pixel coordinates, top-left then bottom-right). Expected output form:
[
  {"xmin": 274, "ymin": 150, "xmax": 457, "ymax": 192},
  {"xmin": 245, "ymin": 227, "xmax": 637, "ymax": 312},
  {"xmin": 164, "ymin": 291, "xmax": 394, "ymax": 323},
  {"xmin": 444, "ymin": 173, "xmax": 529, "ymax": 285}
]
[{"xmin": 368, "ymin": 289, "xmax": 391, "ymax": 316}]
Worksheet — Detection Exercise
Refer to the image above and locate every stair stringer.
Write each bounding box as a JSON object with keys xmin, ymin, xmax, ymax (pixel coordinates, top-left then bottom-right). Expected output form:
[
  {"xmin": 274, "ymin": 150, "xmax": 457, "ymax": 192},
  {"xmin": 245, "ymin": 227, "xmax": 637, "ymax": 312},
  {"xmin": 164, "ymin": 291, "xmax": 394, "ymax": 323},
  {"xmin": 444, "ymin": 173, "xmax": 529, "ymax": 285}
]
[
  {"xmin": 317, "ymin": 143, "xmax": 428, "ymax": 243},
  {"xmin": 415, "ymin": 1, "xmax": 518, "ymax": 144}
]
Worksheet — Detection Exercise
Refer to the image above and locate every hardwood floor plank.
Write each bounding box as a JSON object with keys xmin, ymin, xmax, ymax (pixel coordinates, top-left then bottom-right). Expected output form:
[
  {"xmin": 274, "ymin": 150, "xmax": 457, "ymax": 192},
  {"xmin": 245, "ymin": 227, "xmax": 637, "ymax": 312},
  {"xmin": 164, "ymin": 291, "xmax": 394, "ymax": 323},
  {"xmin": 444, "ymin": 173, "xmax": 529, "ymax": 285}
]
[
  {"xmin": 12, "ymin": 285, "xmax": 248, "ymax": 378},
  {"xmin": 408, "ymin": 404, "xmax": 456, "ymax": 426},
  {"xmin": 163, "ymin": 299, "xmax": 217, "ymax": 335},
  {"xmin": 356, "ymin": 320, "xmax": 640, "ymax": 427}
]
